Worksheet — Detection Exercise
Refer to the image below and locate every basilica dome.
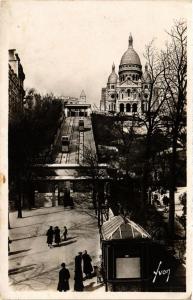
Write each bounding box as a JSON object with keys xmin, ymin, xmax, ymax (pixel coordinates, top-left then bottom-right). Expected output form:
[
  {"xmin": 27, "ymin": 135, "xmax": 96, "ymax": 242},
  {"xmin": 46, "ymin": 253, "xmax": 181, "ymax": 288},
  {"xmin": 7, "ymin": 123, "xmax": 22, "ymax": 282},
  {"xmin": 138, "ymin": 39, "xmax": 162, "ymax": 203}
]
[
  {"xmin": 108, "ymin": 63, "xmax": 118, "ymax": 84},
  {"xmin": 120, "ymin": 34, "xmax": 141, "ymax": 66},
  {"xmin": 118, "ymin": 34, "xmax": 142, "ymax": 81}
]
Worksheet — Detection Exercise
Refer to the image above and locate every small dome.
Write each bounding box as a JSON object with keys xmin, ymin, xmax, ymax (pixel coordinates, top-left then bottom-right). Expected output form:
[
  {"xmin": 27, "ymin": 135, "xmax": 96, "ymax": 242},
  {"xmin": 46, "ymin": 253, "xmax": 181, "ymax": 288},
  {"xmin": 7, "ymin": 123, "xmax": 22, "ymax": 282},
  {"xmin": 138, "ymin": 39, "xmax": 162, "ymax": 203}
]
[
  {"xmin": 142, "ymin": 63, "xmax": 151, "ymax": 82},
  {"xmin": 108, "ymin": 63, "xmax": 118, "ymax": 84},
  {"xmin": 120, "ymin": 34, "xmax": 141, "ymax": 66}
]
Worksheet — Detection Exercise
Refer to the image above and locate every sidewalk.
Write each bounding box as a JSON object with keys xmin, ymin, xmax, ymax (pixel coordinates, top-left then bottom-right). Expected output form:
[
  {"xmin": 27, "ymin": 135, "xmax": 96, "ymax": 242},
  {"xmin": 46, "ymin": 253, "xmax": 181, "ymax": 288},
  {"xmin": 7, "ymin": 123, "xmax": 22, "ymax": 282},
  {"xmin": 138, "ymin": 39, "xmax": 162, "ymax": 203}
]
[{"xmin": 9, "ymin": 192, "xmax": 105, "ymax": 292}]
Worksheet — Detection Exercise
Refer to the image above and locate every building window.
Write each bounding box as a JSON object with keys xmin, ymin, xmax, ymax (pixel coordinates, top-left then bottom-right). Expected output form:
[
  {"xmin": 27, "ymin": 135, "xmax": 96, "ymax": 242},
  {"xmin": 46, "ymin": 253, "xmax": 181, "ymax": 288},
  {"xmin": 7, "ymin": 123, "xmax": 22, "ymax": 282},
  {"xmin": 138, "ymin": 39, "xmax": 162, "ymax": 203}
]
[
  {"xmin": 132, "ymin": 103, "xmax": 137, "ymax": 112},
  {"xmin": 127, "ymin": 89, "xmax": 130, "ymax": 97},
  {"xmin": 109, "ymin": 104, "xmax": 111, "ymax": 111},
  {"xmin": 111, "ymin": 85, "xmax": 114, "ymax": 89},
  {"xmin": 132, "ymin": 74, "xmax": 135, "ymax": 81},
  {"xmin": 122, "ymin": 93, "xmax": 124, "ymax": 99},
  {"xmin": 111, "ymin": 94, "xmax": 115, "ymax": 99},
  {"xmin": 126, "ymin": 103, "xmax": 131, "ymax": 112},
  {"xmin": 145, "ymin": 85, "xmax": 148, "ymax": 89},
  {"xmin": 120, "ymin": 103, "xmax": 124, "ymax": 112}
]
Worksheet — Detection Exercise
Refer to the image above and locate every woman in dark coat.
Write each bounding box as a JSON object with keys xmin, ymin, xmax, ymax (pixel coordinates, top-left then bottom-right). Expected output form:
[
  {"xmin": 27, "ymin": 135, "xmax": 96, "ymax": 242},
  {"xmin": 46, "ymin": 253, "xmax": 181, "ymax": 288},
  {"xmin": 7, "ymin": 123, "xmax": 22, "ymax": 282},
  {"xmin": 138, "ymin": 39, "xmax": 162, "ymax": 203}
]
[
  {"xmin": 57, "ymin": 263, "xmax": 70, "ymax": 292},
  {"xmin": 46, "ymin": 226, "xmax": 54, "ymax": 248},
  {"xmin": 82, "ymin": 250, "xmax": 93, "ymax": 278},
  {"xmin": 54, "ymin": 226, "xmax": 61, "ymax": 246},
  {"xmin": 74, "ymin": 252, "xmax": 84, "ymax": 291}
]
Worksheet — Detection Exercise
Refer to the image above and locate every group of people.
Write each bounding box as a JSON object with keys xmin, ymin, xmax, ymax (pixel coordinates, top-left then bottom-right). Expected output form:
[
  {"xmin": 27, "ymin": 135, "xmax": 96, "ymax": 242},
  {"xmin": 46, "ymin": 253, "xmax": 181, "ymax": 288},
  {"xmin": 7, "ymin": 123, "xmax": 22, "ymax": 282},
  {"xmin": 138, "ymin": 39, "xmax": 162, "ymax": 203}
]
[
  {"xmin": 57, "ymin": 250, "xmax": 93, "ymax": 292},
  {"xmin": 74, "ymin": 250, "xmax": 93, "ymax": 291},
  {"xmin": 152, "ymin": 189, "xmax": 170, "ymax": 211},
  {"xmin": 46, "ymin": 225, "xmax": 68, "ymax": 248}
]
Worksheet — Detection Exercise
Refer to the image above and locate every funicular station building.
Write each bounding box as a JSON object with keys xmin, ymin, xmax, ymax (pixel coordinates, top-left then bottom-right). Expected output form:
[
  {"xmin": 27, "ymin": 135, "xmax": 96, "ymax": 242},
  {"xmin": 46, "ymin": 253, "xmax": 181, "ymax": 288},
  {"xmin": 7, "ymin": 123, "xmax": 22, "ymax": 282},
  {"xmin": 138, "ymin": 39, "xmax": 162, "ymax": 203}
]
[{"xmin": 64, "ymin": 90, "xmax": 91, "ymax": 117}]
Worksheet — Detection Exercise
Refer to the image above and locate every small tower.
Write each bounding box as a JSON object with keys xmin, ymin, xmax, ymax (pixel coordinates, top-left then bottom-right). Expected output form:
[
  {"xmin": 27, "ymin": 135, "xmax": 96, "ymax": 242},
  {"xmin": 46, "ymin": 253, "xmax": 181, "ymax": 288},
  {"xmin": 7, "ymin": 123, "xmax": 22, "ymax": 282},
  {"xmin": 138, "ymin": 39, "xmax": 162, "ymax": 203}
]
[
  {"xmin": 128, "ymin": 33, "xmax": 133, "ymax": 48},
  {"xmin": 80, "ymin": 90, "xmax": 86, "ymax": 103}
]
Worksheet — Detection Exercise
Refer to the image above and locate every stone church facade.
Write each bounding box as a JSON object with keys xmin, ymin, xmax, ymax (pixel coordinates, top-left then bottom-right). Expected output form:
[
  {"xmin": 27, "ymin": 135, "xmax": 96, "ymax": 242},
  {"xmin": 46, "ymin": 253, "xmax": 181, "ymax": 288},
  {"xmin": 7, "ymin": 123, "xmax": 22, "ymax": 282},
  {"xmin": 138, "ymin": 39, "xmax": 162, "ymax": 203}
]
[{"xmin": 100, "ymin": 34, "xmax": 152, "ymax": 116}]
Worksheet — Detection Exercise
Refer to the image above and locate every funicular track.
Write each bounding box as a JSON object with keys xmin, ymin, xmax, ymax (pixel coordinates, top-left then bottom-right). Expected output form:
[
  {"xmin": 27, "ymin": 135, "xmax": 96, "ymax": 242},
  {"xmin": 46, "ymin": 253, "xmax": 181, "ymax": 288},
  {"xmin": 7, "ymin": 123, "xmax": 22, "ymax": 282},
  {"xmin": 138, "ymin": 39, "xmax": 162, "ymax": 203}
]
[
  {"xmin": 59, "ymin": 117, "xmax": 74, "ymax": 163},
  {"xmin": 57, "ymin": 117, "xmax": 87, "ymax": 165}
]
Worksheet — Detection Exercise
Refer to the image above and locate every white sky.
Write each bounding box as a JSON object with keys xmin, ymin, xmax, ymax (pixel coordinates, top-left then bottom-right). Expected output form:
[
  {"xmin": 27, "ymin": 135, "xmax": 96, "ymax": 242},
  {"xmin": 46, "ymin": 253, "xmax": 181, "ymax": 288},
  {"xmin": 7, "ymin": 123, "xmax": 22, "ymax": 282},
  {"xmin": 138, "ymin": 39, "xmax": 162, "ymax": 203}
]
[{"xmin": 8, "ymin": 0, "xmax": 190, "ymax": 106}]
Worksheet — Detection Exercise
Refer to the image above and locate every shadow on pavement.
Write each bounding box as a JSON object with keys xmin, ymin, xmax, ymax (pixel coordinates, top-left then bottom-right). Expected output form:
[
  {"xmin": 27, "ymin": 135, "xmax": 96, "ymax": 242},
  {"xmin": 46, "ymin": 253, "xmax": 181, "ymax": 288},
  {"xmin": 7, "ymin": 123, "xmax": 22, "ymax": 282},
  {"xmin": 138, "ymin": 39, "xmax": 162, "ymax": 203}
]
[
  {"xmin": 62, "ymin": 236, "xmax": 77, "ymax": 241},
  {"xmin": 9, "ymin": 249, "xmax": 31, "ymax": 256},
  {"xmin": 12, "ymin": 236, "xmax": 37, "ymax": 242},
  {"xmin": 54, "ymin": 240, "xmax": 77, "ymax": 247},
  {"xmin": 22, "ymin": 209, "xmax": 65, "ymax": 219},
  {"xmin": 9, "ymin": 264, "xmax": 36, "ymax": 275},
  {"xmin": 11, "ymin": 216, "xmax": 72, "ymax": 229},
  {"xmin": 84, "ymin": 281, "xmax": 104, "ymax": 291}
]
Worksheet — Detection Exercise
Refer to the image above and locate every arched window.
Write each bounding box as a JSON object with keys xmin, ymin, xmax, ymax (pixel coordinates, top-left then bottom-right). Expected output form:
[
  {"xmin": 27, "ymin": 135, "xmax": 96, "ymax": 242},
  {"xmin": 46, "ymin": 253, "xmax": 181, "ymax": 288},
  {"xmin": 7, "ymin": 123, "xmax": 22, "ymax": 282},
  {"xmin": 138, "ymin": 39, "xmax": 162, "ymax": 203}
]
[
  {"xmin": 126, "ymin": 103, "xmax": 131, "ymax": 112},
  {"xmin": 111, "ymin": 85, "xmax": 114, "ymax": 89},
  {"xmin": 122, "ymin": 93, "xmax": 124, "ymax": 99},
  {"xmin": 132, "ymin": 103, "xmax": 137, "ymax": 112},
  {"xmin": 111, "ymin": 94, "xmax": 115, "ymax": 99},
  {"xmin": 120, "ymin": 103, "xmax": 124, "ymax": 112},
  {"xmin": 127, "ymin": 89, "xmax": 130, "ymax": 97},
  {"xmin": 145, "ymin": 85, "xmax": 148, "ymax": 89},
  {"xmin": 132, "ymin": 74, "xmax": 135, "ymax": 81}
]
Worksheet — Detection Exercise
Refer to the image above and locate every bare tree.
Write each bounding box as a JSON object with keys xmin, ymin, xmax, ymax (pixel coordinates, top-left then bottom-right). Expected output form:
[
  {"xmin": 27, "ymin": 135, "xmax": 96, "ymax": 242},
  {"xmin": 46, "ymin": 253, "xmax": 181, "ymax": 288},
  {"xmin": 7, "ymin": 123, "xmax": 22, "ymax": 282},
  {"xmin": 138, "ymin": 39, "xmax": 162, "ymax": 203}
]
[
  {"xmin": 82, "ymin": 144, "xmax": 104, "ymax": 230},
  {"xmin": 139, "ymin": 41, "xmax": 168, "ymax": 209},
  {"xmin": 161, "ymin": 20, "xmax": 187, "ymax": 238}
]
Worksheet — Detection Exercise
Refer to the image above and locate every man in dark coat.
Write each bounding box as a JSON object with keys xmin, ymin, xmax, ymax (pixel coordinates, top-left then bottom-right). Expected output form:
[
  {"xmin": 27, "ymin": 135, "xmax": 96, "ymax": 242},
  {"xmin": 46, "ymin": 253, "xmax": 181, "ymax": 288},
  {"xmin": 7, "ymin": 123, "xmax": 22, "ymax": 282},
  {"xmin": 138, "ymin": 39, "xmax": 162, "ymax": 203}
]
[
  {"xmin": 57, "ymin": 263, "xmax": 70, "ymax": 292},
  {"xmin": 46, "ymin": 226, "xmax": 54, "ymax": 248},
  {"xmin": 82, "ymin": 250, "xmax": 93, "ymax": 279},
  {"xmin": 74, "ymin": 252, "xmax": 84, "ymax": 291},
  {"xmin": 54, "ymin": 226, "xmax": 61, "ymax": 246}
]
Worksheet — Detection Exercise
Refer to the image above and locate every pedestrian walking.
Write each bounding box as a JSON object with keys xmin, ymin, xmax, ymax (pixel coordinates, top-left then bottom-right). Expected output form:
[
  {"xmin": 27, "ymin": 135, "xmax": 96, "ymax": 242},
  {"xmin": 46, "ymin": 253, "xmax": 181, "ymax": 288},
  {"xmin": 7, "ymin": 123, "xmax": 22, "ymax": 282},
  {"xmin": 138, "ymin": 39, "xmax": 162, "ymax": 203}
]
[
  {"xmin": 63, "ymin": 226, "xmax": 68, "ymax": 241},
  {"xmin": 82, "ymin": 250, "xmax": 93, "ymax": 279},
  {"xmin": 74, "ymin": 252, "xmax": 84, "ymax": 291},
  {"xmin": 57, "ymin": 263, "xmax": 70, "ymax": 292},
  {"xmin": 54, "ymin": 226, "xmax": 61, "ymax": 246},
  {"xmin": 46, "ymin": 226, "xmax": 54, "ymax": 248}
]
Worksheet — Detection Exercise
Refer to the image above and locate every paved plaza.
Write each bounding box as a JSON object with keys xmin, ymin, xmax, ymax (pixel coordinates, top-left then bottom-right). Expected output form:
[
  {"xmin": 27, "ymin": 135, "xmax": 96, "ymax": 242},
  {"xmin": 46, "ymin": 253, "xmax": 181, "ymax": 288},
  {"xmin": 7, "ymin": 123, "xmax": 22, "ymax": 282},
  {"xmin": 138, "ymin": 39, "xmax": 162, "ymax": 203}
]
[{"xmin": 9, "ymin": 192, "xmax": 104, "ymax": 292}]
